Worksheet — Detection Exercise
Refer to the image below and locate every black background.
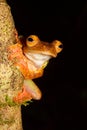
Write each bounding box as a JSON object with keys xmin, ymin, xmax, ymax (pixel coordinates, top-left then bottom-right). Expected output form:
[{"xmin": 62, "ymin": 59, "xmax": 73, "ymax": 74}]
[{"xmin": 7, "ymin": 0, "xmax": 87, "ymax": 130}]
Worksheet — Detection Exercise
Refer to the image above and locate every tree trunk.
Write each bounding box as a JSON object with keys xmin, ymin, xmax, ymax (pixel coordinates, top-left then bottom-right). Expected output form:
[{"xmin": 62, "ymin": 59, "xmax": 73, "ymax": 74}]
[{"xmin": 0, "ymin": 0, "xmax": 24, "ymax": 129}]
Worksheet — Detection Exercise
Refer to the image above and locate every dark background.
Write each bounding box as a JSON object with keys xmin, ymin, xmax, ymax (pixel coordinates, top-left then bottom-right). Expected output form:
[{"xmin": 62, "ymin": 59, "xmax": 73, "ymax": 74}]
[{"xmin": 7, "ymin": 0, "xmax": 87, "ymax": 130}]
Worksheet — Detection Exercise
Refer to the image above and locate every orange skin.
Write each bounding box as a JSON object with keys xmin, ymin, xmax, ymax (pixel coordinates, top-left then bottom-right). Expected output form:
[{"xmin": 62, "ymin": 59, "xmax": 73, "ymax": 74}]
[
  {"xmin": 7, "ymin": 30, "xmax": 63, "ymax": 103},
  {"xmin": 13, "ymin": 86, "xmax": 32, "ymax": 103},
  {"xmin": 8, "ymin": 42, "xmax": 43, "ymax": 80}
]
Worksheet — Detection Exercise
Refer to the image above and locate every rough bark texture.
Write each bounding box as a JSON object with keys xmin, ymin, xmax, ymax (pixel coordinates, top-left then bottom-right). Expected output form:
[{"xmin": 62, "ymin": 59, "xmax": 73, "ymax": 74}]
[{"xmin": 0, "ymin": 0, "xmax": 24, "ymax": 129}]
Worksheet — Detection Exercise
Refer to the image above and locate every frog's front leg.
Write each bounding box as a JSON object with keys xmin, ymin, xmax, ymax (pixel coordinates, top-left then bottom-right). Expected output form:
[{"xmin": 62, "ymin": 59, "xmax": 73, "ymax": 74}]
[{"xmin": 7, "ymin": 40, "xmax": 44, "ymax": 79}]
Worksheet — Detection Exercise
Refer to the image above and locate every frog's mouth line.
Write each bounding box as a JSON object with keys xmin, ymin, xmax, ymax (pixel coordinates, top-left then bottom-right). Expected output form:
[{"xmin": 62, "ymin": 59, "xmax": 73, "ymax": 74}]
[{"xmin": 24, "ymin": 52, "xmax": 51, "ymax": 67}]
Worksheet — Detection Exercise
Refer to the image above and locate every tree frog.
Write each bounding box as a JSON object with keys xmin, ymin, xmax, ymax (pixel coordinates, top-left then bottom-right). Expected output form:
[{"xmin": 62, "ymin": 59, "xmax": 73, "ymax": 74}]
[{"xmin": 8, "ymin": 31, "xmax": 63, "ymax": 103}]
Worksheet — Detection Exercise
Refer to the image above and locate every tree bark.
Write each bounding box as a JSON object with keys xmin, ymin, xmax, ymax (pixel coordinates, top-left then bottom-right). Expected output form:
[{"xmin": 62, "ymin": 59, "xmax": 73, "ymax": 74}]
[{"xmin": 0, "ymin": 0, "xmax": 24, "ymax": 129}]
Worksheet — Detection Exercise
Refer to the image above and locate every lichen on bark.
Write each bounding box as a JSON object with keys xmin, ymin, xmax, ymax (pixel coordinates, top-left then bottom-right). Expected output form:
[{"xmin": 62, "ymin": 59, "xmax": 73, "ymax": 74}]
[{"xmin": 0, "ymin": 0, "xmax": 24, "ymax": 129}]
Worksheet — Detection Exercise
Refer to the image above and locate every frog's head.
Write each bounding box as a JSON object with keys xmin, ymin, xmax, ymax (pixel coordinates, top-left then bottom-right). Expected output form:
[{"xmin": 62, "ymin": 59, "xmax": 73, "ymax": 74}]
[{"xmin": 23, "ymin": 35, "xmax": 63, "ymax": 68}]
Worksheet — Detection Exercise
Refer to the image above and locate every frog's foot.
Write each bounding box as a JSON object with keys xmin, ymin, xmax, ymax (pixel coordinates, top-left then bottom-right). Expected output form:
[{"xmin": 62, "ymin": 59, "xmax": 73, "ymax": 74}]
[
  {"xmin": 7, "ymin": 43, "xmax": 31, "ymax": 79},
  {"xmin": 13, "ymin": 86, "xmax": 32, "ymax": 104},
  {"xmin": 13, "ymin": 79, "xmax": 42, "ymax": 104},
  {"xmin": 7, "ymin": 43, "xmax": 22, "ymax": 60}
]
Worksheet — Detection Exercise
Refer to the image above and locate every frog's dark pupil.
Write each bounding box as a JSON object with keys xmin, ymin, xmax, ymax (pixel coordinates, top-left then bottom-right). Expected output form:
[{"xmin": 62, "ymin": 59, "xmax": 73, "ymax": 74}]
[
  {"xmin": 27, "ymin": 37, "xmax": 33, "ymax": 42},
  {"xmin": 59, "ymin": 44, "xmax": 63, "ymax": 48}
]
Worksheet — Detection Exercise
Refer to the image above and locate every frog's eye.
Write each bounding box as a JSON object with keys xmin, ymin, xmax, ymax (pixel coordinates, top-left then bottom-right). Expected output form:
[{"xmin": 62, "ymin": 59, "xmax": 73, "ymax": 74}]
[
  {"xmin": 26, "ymin": 35, "xmax": 40, "ymax": 47},
  {"xmin": 52, "ymin": 40, "xmax": 63, "ymax": 53}
]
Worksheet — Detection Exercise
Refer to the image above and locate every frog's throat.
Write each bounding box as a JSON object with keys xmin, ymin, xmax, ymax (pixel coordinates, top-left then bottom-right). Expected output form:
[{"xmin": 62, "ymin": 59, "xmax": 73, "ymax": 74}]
[{"xmin": 24, "ymin": 52, "xmax": 51, "ymax": 68}]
